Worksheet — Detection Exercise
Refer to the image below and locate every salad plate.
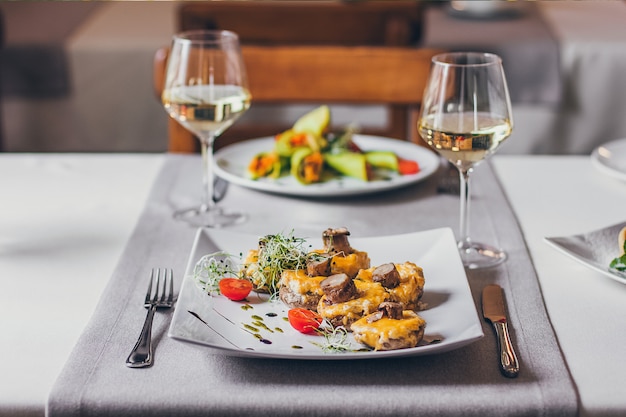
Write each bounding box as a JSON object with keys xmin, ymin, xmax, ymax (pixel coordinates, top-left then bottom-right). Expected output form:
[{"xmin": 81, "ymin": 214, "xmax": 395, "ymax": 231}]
[
  {"xmin": 545, "ymin": 221, "xmax": 626, "ymax": 285},
  {"xmin": 591, "ymin": 138, "xmax": 626, "ymax": 182},
  {"xmin": 213, "ymin": 135, "xmax": 440, "ymax": 197},
  {"xmin": 168, "ymin": 227, "xmax": 484, "ymax": 360}
]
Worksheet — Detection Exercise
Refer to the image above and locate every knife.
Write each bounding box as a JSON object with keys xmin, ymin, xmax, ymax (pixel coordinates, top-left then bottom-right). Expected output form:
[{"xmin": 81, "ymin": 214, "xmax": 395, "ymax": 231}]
[{"xmin": 482, "ymin": 284, "xmax": 520, "ymax": 378}]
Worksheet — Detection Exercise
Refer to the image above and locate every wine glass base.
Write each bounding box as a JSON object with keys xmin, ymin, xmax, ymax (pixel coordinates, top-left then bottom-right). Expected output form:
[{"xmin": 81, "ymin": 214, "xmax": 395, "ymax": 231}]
[
  {"xmin": 173, "ymin": 206, "xmax": 247, "ymax": 228},
  {"xmin": 458, "ymin": 240, "xmax": 506, "ymax": 270}
]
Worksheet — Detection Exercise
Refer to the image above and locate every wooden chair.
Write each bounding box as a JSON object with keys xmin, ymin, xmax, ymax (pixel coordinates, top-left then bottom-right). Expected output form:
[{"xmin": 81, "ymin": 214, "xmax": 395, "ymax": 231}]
[
  {"xmin": 154, "ymin": 45, "xmax": 442, "ymax": 153},
  {"xmin": 177, "ymin": 1, "xmax": 424, "ymax": 47}
]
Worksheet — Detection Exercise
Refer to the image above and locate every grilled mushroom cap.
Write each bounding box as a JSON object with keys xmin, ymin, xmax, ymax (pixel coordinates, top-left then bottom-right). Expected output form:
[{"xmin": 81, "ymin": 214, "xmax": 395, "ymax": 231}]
[
  {"xmin": 378, "ymin": 301, "xmax": 403, "ymax": 320},
  {"xmin": 320, "ymin": 273, "xmax": 357, "ymax": 304},
  {"xmin": 372, "ymin": 263, "xmax": 400, "ymax": 289},
  {"xmin": 322, "ymin": 227, "xmax": 353, "ymax": 255},
  {"xmin": 306, "ymin": 253, "xmax": 332, "ymax": 277}
]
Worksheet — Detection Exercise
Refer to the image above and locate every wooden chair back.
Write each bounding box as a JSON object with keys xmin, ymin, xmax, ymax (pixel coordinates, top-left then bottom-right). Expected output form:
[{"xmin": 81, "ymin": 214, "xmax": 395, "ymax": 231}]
[
  {"xmin": 154, "ymin": 45, "xmax": 442, "ymax": 153},
  {"xmin": 177, "ymin": 1, "xmax": 423, "ymax": 47}
]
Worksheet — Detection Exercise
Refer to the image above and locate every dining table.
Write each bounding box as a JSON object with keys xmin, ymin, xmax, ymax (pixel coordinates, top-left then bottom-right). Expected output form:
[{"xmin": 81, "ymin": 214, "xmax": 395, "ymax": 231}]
[{"xmin": 3, "ymin": 149, "xmax": 626, "ymax": 417}]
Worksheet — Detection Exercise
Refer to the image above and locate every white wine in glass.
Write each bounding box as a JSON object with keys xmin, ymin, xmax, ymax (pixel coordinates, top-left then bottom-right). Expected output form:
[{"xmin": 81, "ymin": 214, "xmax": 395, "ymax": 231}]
[
  {"xmin": 162, "ymin": 30, "xmax": 251, "ymax": 227},
  {"xmin": 418, "ymin": 52, "xmax": 513, "ymax": 269}
]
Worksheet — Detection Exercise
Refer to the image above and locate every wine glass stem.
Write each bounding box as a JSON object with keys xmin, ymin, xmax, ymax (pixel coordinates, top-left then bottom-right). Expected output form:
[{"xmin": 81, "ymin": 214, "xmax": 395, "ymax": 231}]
[
  {"xmin": 200, "ymin": 136, "xmax": 216, "ymax": 212},
  {"xmin": 458, "ymin": 168, "xmax": 472, "ymax": 247}
]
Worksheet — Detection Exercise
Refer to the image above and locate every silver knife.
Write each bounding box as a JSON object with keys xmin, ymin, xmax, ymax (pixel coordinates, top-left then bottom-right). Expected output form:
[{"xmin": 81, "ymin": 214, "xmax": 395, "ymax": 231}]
[{"xmin": 482, "ymin": 284, "xmax": 520, "ymax": 378}]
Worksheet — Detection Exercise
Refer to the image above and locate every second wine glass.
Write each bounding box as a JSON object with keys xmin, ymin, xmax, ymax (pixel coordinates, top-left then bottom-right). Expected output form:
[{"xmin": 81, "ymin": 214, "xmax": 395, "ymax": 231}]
[
  {"xmin": 162, "ymin": 30, "xmax": 251, "ymax": 227},
  {"xmin": 418, "ymin": 52, "xmax": 513, "ymax": 269}
]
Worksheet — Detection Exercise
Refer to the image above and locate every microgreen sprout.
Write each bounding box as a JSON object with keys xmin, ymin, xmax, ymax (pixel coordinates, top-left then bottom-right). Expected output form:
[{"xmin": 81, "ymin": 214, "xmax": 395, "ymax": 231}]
[
  {"xmin": 192, "ymin": 251, "xmax": 242, "ymax": 295},
  {"xmin": 313, "ymin": 322, "xmax": 354, "ymax": 353},
  {"xmin": 253, "ymin": 231, "xmax": 311, "ymax": 296}
]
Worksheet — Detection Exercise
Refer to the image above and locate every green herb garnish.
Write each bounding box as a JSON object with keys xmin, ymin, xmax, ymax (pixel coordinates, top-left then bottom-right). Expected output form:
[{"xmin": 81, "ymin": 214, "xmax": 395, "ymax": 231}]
[
  {"xmin": 313, "ymin": 322, "xmax": 355, "ymax": 353},
  {"xmin": 249, "ymin": 231, "xmax": 311, "ymax": 296},
  {"xmin": 326, "ymin": 125, "xmax": 357, "ymax": 154},
  {"xmin": 609, "ymin": 241, "xmax": 626, "ymax": 273}
]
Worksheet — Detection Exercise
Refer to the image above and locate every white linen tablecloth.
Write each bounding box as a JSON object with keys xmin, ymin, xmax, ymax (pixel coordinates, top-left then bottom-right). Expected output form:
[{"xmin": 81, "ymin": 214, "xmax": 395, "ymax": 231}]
[
  {"xmin": 422, "ymin": 3, "xmax": 561, "ymax": 106},
  {"xmin": 0, "ymin": 154, "xmax": 163, "ymax": 417},
  {"xmin": 530, "ymin": 1, "xmax": 626, "ymax": 155},
  {"xmin": 494, "ymin": 155, "xmax": 626, "ymax": 417}
]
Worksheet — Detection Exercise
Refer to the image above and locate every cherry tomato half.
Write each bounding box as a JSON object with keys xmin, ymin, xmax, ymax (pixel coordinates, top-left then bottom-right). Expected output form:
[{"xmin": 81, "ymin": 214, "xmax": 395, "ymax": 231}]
[
  {"xmin": 287, "ymin": 308, "xmax": 323, "ymax": 334},
  {"xmin": 398, "ymin": 158, "xmax": 420, "ymax": 175},
  {"xmin": 219, "ymin": 278, "xmax": 253, "ymax": 301}
]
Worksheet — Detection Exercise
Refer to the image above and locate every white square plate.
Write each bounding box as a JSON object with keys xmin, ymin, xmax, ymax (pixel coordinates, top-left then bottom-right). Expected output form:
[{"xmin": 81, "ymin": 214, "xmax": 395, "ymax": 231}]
[
  {"xmin": 545, "ymin": 221, "xmax": 626, "ymax": 285},
  {"xmin": 168, "ymin": 227, "xmax": 484, "ymax": 359}
]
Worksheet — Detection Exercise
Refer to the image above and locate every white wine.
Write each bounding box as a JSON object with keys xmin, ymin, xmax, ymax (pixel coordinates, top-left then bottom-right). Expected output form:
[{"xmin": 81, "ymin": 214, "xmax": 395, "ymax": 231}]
[
  {"xmin": 418, "ymin": 112, "xmax": 512, "ymax": 171},
  {"xmin": 163, "ymin": 85, "xmax": 251, "ymax": 139}
]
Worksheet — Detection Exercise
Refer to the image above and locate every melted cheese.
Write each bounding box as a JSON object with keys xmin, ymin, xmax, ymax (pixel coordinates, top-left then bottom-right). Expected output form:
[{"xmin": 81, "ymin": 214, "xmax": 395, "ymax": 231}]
[
  {"xmin": 330, "ymin": 250, "xmax": 370, "ymax": 278},
  {"xmin": 242, "ymin": 249, "xmax": 274, "ymax": 292},
  {"xmin": 281, "ymin": 269, "xmax": 325, "ymax": 296},
  {"xmin": 317, "ymin": 280, "xmax": 389, "ymax": 327},
  {"xmin": 243, "ymin": 249, "xmax": 259, "ymax": 264},
  {"xmin": 351, "ymin": 310, "xmax": 426, "ymax": 351},
  {"xmin": 355, "ymin": 261, "xmax": 425, "ymax": 309}
]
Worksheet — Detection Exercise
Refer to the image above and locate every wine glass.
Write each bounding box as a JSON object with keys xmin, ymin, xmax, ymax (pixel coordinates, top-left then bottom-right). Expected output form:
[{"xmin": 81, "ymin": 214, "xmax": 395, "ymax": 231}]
[
  {"xmin": 418, "ymin": 52, "xmax": 513, "ymax": 269},
  {"xmin": 162, "ymin": 30, "xmax": 251, "ymax": 227}
]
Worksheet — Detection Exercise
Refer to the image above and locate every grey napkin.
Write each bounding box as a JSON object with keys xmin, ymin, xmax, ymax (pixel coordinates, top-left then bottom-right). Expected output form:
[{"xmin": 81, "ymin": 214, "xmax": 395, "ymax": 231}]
[{"xmin": 48, "ymin": 155, "xmax": 578, "ymax": 417}]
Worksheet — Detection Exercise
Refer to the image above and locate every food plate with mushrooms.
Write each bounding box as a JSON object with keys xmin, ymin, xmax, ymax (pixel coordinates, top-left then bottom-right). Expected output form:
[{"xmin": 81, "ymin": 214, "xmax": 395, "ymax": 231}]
[{"xmin": 168, "ymin": 227, "xmax": 483, "ymax": 359}]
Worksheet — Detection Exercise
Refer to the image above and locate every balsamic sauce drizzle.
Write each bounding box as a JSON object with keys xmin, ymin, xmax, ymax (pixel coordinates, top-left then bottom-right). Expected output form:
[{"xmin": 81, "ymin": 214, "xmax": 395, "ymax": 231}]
[{"xmin": 187, "ymin": 310, "xmax": 241, "ymax": 349}]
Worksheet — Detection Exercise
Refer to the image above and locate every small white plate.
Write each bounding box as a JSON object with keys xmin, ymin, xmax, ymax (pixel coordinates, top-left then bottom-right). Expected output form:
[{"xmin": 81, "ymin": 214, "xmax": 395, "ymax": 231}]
[
  {"xmin": 213, "ymin": 135, "xmax": 440, "ymax": 197},
  {"xmin": 591, "ymin": 138, "xmax": 626, "ymax": 182},
  {"xmin": 545, "ymin": 221, "xmax": 626, "ymax": 285},
  {"xmin": 168, "ymin": 227, "xmax": 484, "ymax": 360}
]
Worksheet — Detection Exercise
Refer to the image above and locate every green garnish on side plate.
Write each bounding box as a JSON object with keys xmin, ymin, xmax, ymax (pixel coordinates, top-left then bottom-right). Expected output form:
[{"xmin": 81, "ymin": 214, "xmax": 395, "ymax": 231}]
[{"xmin": 609, "ymin": 241, "xmax": 626, "ymax": 272}]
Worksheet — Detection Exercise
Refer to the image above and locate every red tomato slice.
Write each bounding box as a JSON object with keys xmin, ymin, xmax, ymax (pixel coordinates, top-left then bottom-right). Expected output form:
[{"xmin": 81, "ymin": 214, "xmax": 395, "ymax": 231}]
[
  {"xmin": 398, "ymin": 158, "xmax": 420, "ymax": 175},
  {"xmin": 219, "ymin": 278, "xmax": 253, "ymax": 301},
  {"xmin": 287, "ymin": 308, "xmax": 323, "ymax": 334}
]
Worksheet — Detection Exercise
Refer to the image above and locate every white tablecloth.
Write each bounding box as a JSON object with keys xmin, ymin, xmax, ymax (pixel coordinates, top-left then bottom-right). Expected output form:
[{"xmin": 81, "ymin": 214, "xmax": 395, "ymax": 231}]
[
  {"xmin": 495, "ymin": 155, "xmax": 626, "ymax": 416},
  {"xmin": 2, "ymin": 153, "xmax": 626, "ymax": 416},
  {"xmin": 0, "ymin": 154, "xmax": 163, "ymax": 416},
  {"xmin": 534, "ymin": 1, "xmax": 626, "ymax": 154}
]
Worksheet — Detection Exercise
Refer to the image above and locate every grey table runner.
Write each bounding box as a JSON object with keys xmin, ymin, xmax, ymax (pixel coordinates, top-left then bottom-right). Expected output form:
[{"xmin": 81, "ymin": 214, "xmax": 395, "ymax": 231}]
[{"xmin": 48, "ymin": 154, "xmax": 578, "ymax": 417}]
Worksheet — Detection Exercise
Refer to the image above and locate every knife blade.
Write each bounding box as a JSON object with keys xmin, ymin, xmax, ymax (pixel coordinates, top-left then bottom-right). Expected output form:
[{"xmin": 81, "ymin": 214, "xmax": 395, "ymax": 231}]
[{"xmin": 482, "ymin": 284, "xmax": 520, "ymax": 378}]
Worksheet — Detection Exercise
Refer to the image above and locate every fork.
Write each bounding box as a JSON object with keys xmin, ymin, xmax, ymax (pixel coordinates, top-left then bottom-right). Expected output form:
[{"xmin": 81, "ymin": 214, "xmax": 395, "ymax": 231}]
[{"xmin": 126, "ymin": 268, "xmax": 174, "ymax": 368}]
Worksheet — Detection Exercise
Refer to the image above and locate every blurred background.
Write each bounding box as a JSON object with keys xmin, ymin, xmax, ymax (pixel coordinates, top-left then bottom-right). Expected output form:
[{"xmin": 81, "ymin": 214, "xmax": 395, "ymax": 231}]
[{"xmin": 1, "ymin": 0, "xmax": 625, "ymax": 155}]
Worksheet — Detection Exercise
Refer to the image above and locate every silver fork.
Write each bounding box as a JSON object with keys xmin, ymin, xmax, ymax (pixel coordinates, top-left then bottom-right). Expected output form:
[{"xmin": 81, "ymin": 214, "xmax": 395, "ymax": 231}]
[{"xmin": 126, "ymin": 268, "xmax": 174, "ymax": 368}]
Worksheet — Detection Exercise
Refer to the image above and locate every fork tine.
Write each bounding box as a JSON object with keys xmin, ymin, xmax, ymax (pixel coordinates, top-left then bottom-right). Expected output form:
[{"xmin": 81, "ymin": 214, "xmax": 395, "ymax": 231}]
[
  {"xmin": 167, "ymin": 269, "xmax": 174, "ymax": 305},
  {"xmin": 159, "ymin": 268, "xmax": 168, "ymax": 304},
  {"xmin": 152, "ymin": 268, "xmax": 161, "ymax": 303},
  {"xmin": 144, "ymin": 269, "xmax": 155, "ymax": 305}
]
